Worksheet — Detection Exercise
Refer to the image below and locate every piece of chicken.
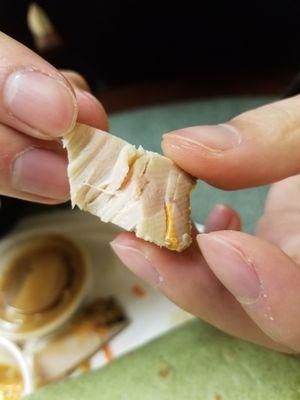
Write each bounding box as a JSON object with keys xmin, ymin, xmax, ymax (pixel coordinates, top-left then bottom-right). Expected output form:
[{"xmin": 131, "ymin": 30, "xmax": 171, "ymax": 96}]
[{"xmin": 63, "ymin": 124, "xmax": 195, "ymax": 251}]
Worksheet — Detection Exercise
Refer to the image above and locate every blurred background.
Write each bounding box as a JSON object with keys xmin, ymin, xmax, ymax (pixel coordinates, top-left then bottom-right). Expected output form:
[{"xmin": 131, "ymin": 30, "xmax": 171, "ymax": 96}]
[{"xmin": 2, "ymin": 0, "xmax": 300, "ymax": 112}]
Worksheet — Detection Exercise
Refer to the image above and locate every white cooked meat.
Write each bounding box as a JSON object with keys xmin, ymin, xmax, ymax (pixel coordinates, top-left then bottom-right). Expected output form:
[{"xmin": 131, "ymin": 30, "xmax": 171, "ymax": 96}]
[{"xmin": 63, "ymin": 123, "xmax": 195, "ymax": 251}]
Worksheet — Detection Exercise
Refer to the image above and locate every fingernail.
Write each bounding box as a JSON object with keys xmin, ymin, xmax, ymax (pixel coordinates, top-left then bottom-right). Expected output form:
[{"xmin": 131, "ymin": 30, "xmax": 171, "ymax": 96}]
[
  {"xmin": 4, "ymin": 70, "xmax": 77, "ymax": 137},
  {"xmin": 204, "ymin": 204, "xmax": 232, "ymax": 233},
  {"xmin": 110, "ymin": 241, "xmax": 162, "ymax": 287},
  {"xmin": 12, "ymin": 148, "xmax": 69, "ymax": 200},
  {"xmin": 163, "ymin": 124, "xmax": 241, "ymax": 152},
  {"xmin": 197, "ymin": 233, "xmax": 261, "ymax": 304}
]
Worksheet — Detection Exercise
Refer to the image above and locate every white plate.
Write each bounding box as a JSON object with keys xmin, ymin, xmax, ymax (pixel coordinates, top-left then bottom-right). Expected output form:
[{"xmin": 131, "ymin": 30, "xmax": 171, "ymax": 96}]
[{"xmin": 4, "ymin": 210, "xmax": 194, "ymax": 377}]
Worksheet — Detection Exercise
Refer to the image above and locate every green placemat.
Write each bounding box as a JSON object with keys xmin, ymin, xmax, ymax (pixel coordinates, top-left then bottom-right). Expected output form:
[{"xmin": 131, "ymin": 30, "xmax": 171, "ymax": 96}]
[{"xmin": 27, "ymin": 320, "xmax": 300, "ymax": 400}]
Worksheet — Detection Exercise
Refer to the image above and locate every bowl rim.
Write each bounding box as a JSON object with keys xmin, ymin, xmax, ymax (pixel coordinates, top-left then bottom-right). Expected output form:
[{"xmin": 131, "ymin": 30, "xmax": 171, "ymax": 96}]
[
  {"xmin": 0, "ymin": 335, "xmax": 33, "ymax": 395},
  {"xmin": 0, "ymin": 232, "xmax": 92, "ymax": 342}
]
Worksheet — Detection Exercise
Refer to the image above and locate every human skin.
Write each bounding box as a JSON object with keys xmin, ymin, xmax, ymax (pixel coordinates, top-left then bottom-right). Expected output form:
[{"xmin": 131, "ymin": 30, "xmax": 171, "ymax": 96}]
[
  {"xmin": 111, "ymin": 100, "xmax": 300, "ymax": 353},
  {"xmin": 2, "ymin": 31, "xmax": 300, "ymax": 353},
  {"xmin": 0, "ymin": 32, "xmax": 108, "ymax": 203}
]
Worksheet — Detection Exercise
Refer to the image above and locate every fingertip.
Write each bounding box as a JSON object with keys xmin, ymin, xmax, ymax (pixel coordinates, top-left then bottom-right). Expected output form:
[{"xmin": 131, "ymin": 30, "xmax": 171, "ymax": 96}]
[
  {"xmin": 227, "ymin": 212, "xmax": 241, "ymax": 231},
  {"xmin": 162, "ymin": 124, "xmax": 240, "ymax": 152},
  {"xmin": 60, "ymin": 70, "xmax": 108, "ymax": 131},
  {"xmin": 111, "ymin": 232, "xmax": 145, "ymax": 249},
  {"xmin": 3, "ymin": 70, "xmax": 78, "ymax": 139},
  {"xmin": 110, "ymin": 233, "xmax": 163, "ymax": 287},
  {"xmin": 75, "ymin": 89, "xmax": 109, "ymax": 131},
  {"xmin": 12, "ymin": 148, "xmax": 70, "ymax": 201},
  {"xmin": 161, "ymin": 124, "xmax": 241, "ymax": 183},
  {"xmin": 197, "ymin": 230, "xmax": 300, "ymax": 351},
  {"xmin": 60, "ymin": 70, "xmax": 91, "ymax": 91},
  {"xmin": 204, "ymin": 204, "xmax": 241, "ymax": 233},
  {"xmin": 161, "ymin": 103, "xmax": 300, "ymax": 189},
  {"xmin": 161, "ymin": 134, "xmax": 240, "ymax": 189}
]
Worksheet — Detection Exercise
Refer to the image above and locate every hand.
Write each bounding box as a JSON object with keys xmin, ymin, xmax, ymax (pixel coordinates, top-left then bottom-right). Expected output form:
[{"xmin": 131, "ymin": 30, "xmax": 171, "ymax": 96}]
[
  {"xmin": 0, "ymin": 32, "xmax": 107, "ymax": 203},
  {"xmin": 111, "ymin": 95, "xmax": 300, "ymax": 353}
]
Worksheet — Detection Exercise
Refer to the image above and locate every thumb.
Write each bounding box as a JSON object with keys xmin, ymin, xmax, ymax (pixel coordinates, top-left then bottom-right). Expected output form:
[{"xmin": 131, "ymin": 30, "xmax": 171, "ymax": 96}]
[
  {"xmin": 162, "ymin": 96, "xmax": 300, "ymax": 189},
  {"xmin": 110, "ymin": 232, "xmax": 290, "ymax": 352},
  {"xmin": 198, "ymin": 230, "xmax": 300, "ymax": 351},
  {"xmin": 60, "ymin": 70, "xmax": 108, "ymax": 131}
]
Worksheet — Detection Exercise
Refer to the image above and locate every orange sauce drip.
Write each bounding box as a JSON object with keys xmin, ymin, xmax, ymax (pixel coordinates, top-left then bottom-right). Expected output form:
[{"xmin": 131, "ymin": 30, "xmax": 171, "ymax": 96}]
[
  {"xmin": 165, "ymin": 203, "xmax": 179, "ymax": 250},
  {"xmin": 131, "ymin": 285, "xmax": 146, "ymax": 298},
  {"xmin": 102, "ymin": 344, "xmax": 113, "ymax": 363}
]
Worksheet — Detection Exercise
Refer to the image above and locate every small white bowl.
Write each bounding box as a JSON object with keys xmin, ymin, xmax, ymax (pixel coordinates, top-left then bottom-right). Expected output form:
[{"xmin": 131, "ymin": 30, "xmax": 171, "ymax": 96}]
[
  {"xmin": 0, "ymin": 336, "xmax": 33, "ymax": 395},
  {"xmin": 0, "ymin": 233, "xmax": 91, "ymax": 342}
]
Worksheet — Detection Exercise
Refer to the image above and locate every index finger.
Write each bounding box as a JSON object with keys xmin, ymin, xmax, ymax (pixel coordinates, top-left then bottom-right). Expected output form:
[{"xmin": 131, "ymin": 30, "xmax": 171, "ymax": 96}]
[{"xmin": 162, "ymin": 96, "xmax": 300, "ymax": 189}]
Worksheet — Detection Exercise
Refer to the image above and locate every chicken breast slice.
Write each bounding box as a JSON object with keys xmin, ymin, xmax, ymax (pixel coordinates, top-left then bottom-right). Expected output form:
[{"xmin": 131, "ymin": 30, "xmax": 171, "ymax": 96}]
[{"xmin": 63, "ymin": 123, "xmax": 196, "ymax": 252}]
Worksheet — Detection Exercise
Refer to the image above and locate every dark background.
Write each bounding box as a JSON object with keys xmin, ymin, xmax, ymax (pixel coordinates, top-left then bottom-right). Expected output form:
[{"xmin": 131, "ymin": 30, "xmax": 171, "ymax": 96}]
[{"xmin": 2, "ymin": 0, "xmax": 300, "ymax": 108}]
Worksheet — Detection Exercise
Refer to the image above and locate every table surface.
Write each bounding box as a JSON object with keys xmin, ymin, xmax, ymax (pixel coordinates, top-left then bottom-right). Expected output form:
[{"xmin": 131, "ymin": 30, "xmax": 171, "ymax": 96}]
[{"xmin": 28, "ymin": 319, "xmax": 300, "ymax": 400}]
